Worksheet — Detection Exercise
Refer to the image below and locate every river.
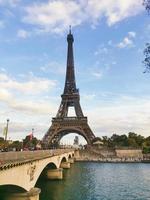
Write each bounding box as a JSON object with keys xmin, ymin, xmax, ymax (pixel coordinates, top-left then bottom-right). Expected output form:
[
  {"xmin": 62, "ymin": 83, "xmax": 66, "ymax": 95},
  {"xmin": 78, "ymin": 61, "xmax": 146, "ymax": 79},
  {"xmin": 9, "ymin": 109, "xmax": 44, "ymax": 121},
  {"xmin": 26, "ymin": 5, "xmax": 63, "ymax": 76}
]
[{"xmin": 36, "ymin": 162, "xmax": 150, "ymax": 200}]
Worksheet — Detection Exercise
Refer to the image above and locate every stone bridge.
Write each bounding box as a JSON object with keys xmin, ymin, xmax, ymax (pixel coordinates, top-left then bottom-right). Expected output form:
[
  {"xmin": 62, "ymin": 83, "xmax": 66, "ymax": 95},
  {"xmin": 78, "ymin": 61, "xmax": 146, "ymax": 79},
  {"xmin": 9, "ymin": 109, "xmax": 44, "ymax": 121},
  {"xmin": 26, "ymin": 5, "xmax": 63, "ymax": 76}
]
[{"xmin": 0, "ymin": 149, "xmax": 75, "ymax": 200}]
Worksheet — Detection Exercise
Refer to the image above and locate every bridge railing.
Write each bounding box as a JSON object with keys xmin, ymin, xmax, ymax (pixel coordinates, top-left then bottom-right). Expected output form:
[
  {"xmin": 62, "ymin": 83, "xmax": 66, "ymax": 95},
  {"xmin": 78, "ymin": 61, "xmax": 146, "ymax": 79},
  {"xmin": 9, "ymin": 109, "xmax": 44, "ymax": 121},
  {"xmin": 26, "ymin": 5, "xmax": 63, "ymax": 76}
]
[{"xmin": 0, "ymin": 149, "xmax": 73, "ymax": 166}]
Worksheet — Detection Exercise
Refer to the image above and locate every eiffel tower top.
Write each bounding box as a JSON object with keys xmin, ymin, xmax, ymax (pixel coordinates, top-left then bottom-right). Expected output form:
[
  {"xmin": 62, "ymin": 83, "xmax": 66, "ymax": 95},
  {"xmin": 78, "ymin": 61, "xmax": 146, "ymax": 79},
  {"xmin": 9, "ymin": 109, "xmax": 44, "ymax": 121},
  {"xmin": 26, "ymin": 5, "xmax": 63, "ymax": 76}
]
[{"xmin": 63, "ymin": 26, "xmax": 78, "ymax": 94}]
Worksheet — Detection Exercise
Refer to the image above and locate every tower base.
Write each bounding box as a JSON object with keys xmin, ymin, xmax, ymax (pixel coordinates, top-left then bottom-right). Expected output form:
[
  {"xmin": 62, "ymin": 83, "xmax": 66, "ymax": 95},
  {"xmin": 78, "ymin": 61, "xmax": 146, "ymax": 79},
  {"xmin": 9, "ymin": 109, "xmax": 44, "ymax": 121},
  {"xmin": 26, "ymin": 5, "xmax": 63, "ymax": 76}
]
[{"xmin": 43, "ymin": 117, "xmax": 95, "ymax": 147}]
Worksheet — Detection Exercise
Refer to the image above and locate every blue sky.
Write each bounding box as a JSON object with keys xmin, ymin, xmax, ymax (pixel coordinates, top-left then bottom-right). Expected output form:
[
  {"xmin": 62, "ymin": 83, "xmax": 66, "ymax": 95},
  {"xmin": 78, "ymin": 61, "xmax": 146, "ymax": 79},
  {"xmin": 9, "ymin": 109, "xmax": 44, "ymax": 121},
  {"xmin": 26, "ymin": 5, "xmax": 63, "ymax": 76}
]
[{"xmin": 0, "ymin": 0, "xmax": 150, "ymax": 144}]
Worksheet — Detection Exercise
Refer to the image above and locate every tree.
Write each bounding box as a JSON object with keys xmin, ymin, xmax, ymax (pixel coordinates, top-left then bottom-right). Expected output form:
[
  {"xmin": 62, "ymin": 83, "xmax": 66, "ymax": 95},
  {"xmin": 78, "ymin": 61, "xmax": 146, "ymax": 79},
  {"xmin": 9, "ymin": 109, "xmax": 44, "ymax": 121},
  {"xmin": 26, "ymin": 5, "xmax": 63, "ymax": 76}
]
[
  {"xmin": 142, "ymin": 136, "xmax": 150, "ymax": 153},
  {"xmin": 110, "ymin": 134, "xmax": 128, "ymax": 147},
  {"xmin": 23, "ymin": 135, "xmax": 39, "ymax": 150},
  {"xmin": 143, "ymin": 0, "xmax": 150, "ymax": 13},
  {"xmin": 102, "ymin": 136, "xmax": 109, "ymax": 146},
  {"xmin": 9, "ymin": 141, "xmax": 23, "ymax": 151},
  {"xmin": 0, "ymin": 137, "xmax": 10, "ymax": 150},
  {"xmin": 92, "ymin": 137, "xmax": 102, "ymax": 143},
  {"xmin": 101, "ymin": 132, "xmax": 145, "ymax": 148},
  {"xmin": 143, "ymin": 43, "xmax": 150, "ymax": 73},
  {"xmin": 0, "ymin": 137, "xmax": 5, "ymax": 149},
  {"xmin": 127, "ymin": 132, "xmax": 144, "ymax": 147},
  {"xmin": 135, "ymin": 134, "xmax": 145, "ymax": 146},
  {"xmin": 143, "ymin": 1, "xmax": 150, "ymax": 72}
]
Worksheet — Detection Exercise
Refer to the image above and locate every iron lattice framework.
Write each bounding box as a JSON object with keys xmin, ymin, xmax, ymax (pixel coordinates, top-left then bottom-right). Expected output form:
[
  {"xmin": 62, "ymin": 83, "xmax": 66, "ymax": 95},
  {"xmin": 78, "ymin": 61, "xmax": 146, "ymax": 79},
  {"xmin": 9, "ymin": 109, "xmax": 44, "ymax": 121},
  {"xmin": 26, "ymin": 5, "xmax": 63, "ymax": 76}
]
[{"xmin": 43, "ymin": 29, "xmax": 95, "ymax": 147}]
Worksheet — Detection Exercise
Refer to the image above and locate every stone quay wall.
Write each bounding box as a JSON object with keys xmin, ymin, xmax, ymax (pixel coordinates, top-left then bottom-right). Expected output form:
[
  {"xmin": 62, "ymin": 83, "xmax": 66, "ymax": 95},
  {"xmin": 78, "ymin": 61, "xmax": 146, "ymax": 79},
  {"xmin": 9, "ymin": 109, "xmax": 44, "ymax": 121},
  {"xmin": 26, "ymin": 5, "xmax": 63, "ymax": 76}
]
[
  {"xmin": 115, "ymin": 149, "xmax": 143, "ymax": 159},
  {"xmin": 75, "ymin": 148, "xmax": 146, "ymax": 162}
]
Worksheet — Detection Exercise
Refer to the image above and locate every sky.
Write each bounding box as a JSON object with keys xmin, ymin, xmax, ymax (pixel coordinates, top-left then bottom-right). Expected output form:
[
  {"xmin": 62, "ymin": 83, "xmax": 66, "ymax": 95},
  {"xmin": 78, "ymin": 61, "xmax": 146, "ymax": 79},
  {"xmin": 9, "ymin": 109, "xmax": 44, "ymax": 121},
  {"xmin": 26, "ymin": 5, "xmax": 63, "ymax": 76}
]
[{"xmin": 0, "ymin": 0, "xmax": 150, "ymax": 144}]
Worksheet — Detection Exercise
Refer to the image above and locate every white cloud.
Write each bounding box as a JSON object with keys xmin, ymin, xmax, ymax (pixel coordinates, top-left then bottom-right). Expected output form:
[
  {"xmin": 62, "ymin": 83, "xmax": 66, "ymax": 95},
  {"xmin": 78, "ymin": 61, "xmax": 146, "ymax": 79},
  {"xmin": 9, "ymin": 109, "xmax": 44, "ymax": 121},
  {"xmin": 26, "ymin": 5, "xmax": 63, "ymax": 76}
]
[
  {"xmin": 0, "ymin": 72, "xmax": 57, "ymax": 94},
  {"xmin": 0, "ymin": 67, "xmax": 6, "ymax": 72},
  {"xmin": 128, "ymin": 31, "xmax": 136, "ymax": 38},
  {"xmin": 0, "ymin": 88, "xmax": 12, "ymax": 101},
  {"xmin": 82, "ymin": 93, "xmax": 96, "ymax": 101},
  {"xmin": 83, "ymin": 0, "xmax": 143, "ymax": 26},
  {"xmin": 94, "ymin": 47, "xmax": 108, "ymax": 56},
  {"xmin": 0, "ymin": 121, "xmax": 50, "ymax": 140},
  {"xmin": 1, "ymin": 93, "xmax": 150, "ymax": 141},
  {"xmin": 40, "ymin": 61, "xmax": 65, "ymax": 75},
  {"xmin": 92, "ymin": 71, "xmax": 103, "ymax": 79},
  {"xmin": 17, "ymin": 29, "xmax": 30, "ymax": 39},
  {"xmin": 0, "ymin": 73, "xmax": 8, "ymax": 81},
  {"xmin": 117, "ymin": 37, "xmax": 133, "ymax": 48},
  {"xmin": 117, "ymin": 31, "xmax": 136, "ymax": 48},
  {"xmin": 0, "ymin": 72, "xmax": 58, "ymax": 139},
  {"xmin": 23, "ymin": 0, "xmax": 85, "ymax": 34},
  {"xmin": 0, "ymin": 72, "xmax": 58, "ymax": 116},
  {"xmin": 86, "ymin": 95, "xmax": 150, "ymax": 137},
  {"xmin": 22, "ymin": 0, "xmax": 143, "ymax": 34},
  {"xmin": 8, "ymin": 99, "xmax": 57, "ymax": 115}
]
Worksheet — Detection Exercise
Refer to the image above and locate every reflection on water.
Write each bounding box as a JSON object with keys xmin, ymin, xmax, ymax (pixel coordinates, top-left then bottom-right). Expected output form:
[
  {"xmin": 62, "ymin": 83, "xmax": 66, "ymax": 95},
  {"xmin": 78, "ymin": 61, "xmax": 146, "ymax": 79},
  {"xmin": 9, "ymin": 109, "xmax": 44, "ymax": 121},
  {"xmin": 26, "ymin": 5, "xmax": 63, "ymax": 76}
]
[{"xmin": 36, "ymin": 162, "xmax": 150, "ymax": 200}]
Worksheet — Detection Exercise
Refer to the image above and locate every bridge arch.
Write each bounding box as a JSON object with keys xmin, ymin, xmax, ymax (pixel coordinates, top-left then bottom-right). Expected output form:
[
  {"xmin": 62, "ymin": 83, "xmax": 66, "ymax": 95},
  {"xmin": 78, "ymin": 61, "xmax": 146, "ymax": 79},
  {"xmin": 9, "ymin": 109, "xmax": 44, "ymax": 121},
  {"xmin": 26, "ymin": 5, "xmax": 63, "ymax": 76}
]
[
  {"xmin": 68, "ymin": 154, "xmax": 72, "ymax": 159},
  {"xmin": 0, "ymin": 184, "xmax": 26, "ymax": 199},
  {"xmin": 58, "ymin": 156, "xmax": 68, "ymax": 168},
  {"xmin": 60, "ymin": 157, "xmax": 67, "ymax": 163},
  {"xmin": 45, "ymin": 162, "xmax": 57, "ymax": 169},
  {"xmin": 0, "ymin": 184, "xmax": 26, "ymax": 192}
]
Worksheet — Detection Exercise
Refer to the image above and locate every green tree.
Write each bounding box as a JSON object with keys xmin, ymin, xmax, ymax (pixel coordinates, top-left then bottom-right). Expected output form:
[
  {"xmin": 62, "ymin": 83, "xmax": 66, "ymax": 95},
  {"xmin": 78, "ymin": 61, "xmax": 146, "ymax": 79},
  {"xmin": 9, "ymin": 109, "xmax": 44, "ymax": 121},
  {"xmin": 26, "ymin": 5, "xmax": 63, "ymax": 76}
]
[
  {"xmin": 23, "ymin": 135, "xmax": 39, "ymax": 150},
  {"xmin": 0, "ymin": 137, "xmax": 10, "ymax": 150},
  {"xmin": 143, "ymin": 0, "xmax": 150, "ymax": 13},
  {"xmin": 109, "ymin": 134, "xmax": 128, "ymax": 147},
  {"xmin": 128, "ymin": 132, "xmax": 144, "ymax": 147},
  {"xmin": 102, "ymin": 136, "xmax": 111, "ymax": 147},
  {"xmin": 142, "ymin": 136, "xmax": 150, "ymax": 153},
  {"xmin": 101, "ymin": 132, "xmax": 145, "ymax": 148},
  {"xmin": 128, "ymin": 137, "xmax": 138, "ymax": 147},
  {"xmin": 143, "ymin": 1, "xmax": 150, "ymax": 72},
  {"xmin": 92, "ymin": 137, "xmax": 102, "ymax": 143},
  {"xmin": 143, "ymin": 43, "xmax": 150, "ymax": 73},
  {"xmin": 0, "ymin": 137, "xmax": 5, "ymax": 149},
  {"xmin": 135, "ymin": 135, "xmax": 144, "ymax": 146},
  {"xmin": 8, "ymin": 140, "xmax": 22, "ymax": 151}
]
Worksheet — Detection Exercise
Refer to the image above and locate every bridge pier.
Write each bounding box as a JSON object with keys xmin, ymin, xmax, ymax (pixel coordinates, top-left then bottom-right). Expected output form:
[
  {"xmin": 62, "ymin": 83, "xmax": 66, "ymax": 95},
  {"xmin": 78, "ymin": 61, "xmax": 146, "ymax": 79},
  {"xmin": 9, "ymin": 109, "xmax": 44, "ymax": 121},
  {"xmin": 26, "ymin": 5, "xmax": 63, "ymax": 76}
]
[
  {"xmin": 46, "ymin": 168, "xmax": 63, "ymax": 180},
  {"xmin": 60, "ymin": 161, "xmax": 70, "ymax": 169},
  {"xmin": 69, "ymin": 158, "xmax": 74, "ymax": 164},
  {"xmin": 5, "ymin": 187, "xmax": 41, "ymax": 200},
  {"xmin": 74, "ymin": 150, "xmax": 80, "ymax": 159}
]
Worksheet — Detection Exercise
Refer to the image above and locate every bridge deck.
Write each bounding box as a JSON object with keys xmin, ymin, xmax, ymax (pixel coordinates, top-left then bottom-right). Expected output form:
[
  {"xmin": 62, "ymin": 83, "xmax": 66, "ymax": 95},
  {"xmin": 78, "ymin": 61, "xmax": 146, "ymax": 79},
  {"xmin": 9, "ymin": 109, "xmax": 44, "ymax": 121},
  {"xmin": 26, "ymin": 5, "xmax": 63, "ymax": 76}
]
[{"xmin": 0, "ymin": 149, "xmax": 73, "ymax": 169}]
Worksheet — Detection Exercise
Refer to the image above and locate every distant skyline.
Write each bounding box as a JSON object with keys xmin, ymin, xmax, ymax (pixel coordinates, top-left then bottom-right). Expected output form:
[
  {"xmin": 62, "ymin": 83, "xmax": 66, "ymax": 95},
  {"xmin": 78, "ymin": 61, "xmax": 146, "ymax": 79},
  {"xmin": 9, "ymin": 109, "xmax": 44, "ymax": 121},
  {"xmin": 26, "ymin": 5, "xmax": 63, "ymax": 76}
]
[{"xmin": 0, "ymin": 0, "xmax": 150, "ymax": 143}]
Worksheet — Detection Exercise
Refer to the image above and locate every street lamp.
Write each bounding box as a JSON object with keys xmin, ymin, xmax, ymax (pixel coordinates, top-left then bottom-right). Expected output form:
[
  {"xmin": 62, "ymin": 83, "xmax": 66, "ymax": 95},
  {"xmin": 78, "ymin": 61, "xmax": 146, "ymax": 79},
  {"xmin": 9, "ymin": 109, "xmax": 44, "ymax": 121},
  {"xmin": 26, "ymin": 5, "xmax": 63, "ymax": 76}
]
[
  {"xmin": 32, "ymin": 128, "xmax": 34, "ymax": 135},
  {"xmin": 5, "ymin": 118, "xmax": 9, "ymax": 142}
]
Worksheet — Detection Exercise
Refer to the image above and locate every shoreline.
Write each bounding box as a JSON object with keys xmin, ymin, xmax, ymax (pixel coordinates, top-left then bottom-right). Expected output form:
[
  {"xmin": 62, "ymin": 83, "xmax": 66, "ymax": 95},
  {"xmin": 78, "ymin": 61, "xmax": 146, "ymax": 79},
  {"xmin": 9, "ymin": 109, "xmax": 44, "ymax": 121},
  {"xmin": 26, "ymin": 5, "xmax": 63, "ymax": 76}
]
[{"xmin": 75, "ymin": 158, "xmax": 150, "ymax": 163}]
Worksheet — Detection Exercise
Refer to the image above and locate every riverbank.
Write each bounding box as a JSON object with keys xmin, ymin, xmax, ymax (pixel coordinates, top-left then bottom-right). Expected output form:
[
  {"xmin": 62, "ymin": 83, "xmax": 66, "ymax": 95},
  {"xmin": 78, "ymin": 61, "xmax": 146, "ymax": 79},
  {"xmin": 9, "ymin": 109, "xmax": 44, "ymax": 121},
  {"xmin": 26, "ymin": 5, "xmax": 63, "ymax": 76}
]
[
  {"xmin": 75, "ymin": 149, "xmax": 150, "ymax": 163},
  {"xmin": 75, "ymin": 158, "xmax": 150, "ymax": 163}
]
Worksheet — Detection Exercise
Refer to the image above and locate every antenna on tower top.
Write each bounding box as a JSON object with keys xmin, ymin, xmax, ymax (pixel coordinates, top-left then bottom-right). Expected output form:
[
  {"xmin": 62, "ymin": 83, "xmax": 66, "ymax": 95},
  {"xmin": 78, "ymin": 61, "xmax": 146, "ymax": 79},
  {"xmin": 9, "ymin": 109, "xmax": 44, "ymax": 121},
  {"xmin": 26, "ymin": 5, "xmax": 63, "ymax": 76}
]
[{"xmin": 69, "ymin": 25, "xmax": 71, "ymax": 34}]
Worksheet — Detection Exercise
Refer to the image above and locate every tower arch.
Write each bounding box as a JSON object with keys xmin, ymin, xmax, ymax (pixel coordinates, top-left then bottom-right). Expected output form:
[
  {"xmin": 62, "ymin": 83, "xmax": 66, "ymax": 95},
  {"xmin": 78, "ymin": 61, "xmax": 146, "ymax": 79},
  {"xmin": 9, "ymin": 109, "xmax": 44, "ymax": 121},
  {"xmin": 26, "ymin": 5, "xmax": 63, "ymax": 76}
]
[{"xmin": 49, "ymin": 127, "xmax": 93, "ymax": 146}]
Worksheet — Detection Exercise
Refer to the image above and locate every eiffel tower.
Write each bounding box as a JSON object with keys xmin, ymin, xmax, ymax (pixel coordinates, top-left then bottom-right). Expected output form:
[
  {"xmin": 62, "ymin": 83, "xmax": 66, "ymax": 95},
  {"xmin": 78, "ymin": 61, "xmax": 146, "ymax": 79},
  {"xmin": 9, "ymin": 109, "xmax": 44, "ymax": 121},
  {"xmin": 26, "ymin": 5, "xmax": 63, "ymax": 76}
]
[{"xmin": 43, "ymin": 28, "xmax": 95, "ymax": 148}]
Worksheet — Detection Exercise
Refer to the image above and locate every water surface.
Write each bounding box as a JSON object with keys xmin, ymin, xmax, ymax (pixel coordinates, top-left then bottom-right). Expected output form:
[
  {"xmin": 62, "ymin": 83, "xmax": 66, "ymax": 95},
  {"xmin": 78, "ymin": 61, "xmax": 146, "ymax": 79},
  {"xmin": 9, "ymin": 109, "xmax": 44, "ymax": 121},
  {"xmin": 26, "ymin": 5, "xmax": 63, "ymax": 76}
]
[{"xmin": 36, "ymin": 162, "xmax": 150, "ymax": 200}]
